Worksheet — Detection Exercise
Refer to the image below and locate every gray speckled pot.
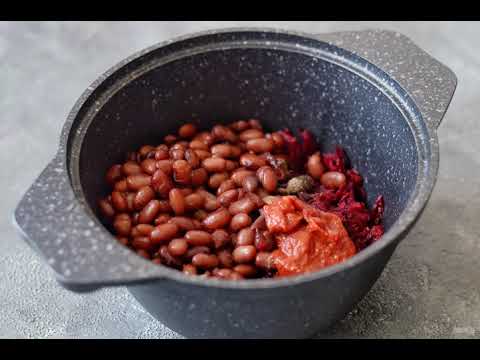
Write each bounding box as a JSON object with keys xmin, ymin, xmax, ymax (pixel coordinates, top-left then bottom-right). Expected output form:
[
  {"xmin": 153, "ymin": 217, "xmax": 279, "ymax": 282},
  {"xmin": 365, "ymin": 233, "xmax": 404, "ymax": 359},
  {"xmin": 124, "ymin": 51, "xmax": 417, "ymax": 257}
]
[{"xmin": 13, "ymin": 28, "xmax": 456, "ymax": 338}]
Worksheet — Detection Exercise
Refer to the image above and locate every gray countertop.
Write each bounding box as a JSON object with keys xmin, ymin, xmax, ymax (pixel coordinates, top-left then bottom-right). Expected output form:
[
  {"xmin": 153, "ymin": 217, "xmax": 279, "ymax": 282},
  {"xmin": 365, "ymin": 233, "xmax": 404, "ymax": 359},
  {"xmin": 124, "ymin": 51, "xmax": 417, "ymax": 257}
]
[{"xmin": 1, "ymin": 21, "xmax": 479, "ymax": 339}]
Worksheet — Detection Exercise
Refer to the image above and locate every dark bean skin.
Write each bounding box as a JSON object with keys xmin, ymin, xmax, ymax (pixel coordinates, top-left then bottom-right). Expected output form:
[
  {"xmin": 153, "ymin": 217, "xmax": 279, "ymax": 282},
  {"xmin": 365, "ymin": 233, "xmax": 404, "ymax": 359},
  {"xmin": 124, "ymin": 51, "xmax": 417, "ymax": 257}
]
[
  {"xmin": 203, "ymin": 208, "xmax": 232, "ymax": 230},
  {"xmin": 209, "ymin": 172, "xmax": 229, "ymax": 189},
  {"xmin": 168, "ymin": 217, "xmax": 197, "ymax": 231},
  {"xmin": 126, "ymin": 174, "xmax": 151, "ymax": 191},
  {"xmin": 256, "ymin": 166, "xmax": 277, "ymax": 193},
  {"xmin": 141, "ymin": 158, "xmax": 157, "ymax": 175},
  {"xmin": 307, "ymin": 152, "xmax": 325, "ymax": 179},
  {"xmin": 134, "ymin": 186, "xmax": 155, "ymax": 210},
  {"xmin": 106, "ymin": 165, "xmax": 123, "ymax": 185},
  {"xmin": 184, "ymin": 148, "xmax": 200, "ymax": 168},
  {"xmin": 132, "ymin": 236, "xmax": 153, "ymax": 251},
  {"xmin": 132, "ymin": 212, "xmax": 140, "ymax": 225},
  {"xmin": 217, "ymin": 179, "xmax": 236, "ymax": 195},
  {"xmin": 113, "ymin": 213, "xmax": 132, "ymax": 236},
  {"xmin": 113, "ymin": 179, "xmax": 128, "ymax": 192},
  {"xmin": 111, "ymin": 191, "xmax": 127, "ymax": 212},
  {"xmin": 218, "ymin": 250, "xmax": 234, "ymax": 268},
  {"xmin": 230, "ymin": 213, "xmax": 252, "ymax": 231},
  {"xmin": 138, "ymin": 200, "xmax": 162, "ymax": 224},
  {"xmin": 239, "ymin": 153, "xmax": 267, "ymax": 170},
  {"xmin": 184, "ymin": 193, "xmax": 205, "ymax": 210},
  {"xmin": 239, "ymin": 129, "xmax": 264, "ymax": 142},
  {"xmin": 185, "ymin": 246, "xmax": 210, "ymax": 260},
  {"xmin": 150, "ymin": 223, "xmax": 179, "ymax": 245},
  {"xmin": 122, "ymin": 161, "xmax": 142, "ymax": 176},
  {"xmin": 169, "ymin": 188, "xmax": 185, "ymax": 215},
  {"xmin": 178, "ymin": 123, "xmax": 197, "ymax": 139},
  {"xmin": 192, "ymin": 254, "xmax": 219, "ymax": 269},
  {"xmin": 237, "ymin": 228, "xmax": 255, "ymax": 246},
  {"xmin": 233, "ymin": 264, "xmax": 257, "ymax": 278},
  {"xmin": 151, "ymin": 169, "xmax": 173, "ymax": 197},
  {"xmin": 98, "ymin": 198, "xmax": 115, "ymax": 218},
  {"xmin": 242, "ymin": 175, "xmax": 259, "ymax": 192},
  {"xmin": 156, "ymin": 159, "xmax": 173, "ymax": 176},
  {"xmin": 233, "ymin": 245, "xmax": 256, "ymax": 264},
  {"xmin": 183, "ymin": 264, "xmax": 197, "ymax": 275},
  {"xmin": 172, "ymin": 160, "xmax": 191, "ymax": 185},
  {"xmin": 320, "ymin": 171, "xmax": 346, "ymax": 189},
  {"xmin": 202, "ymin": 157, "xmax": 227, "ymax": 173},
  {"xmin": 185, "ymin": 230, "xmax": 213, "ymax": 246},
  {"xmin": 251, "ymin": 213, "xmax": 266, "ymax": 230},
  {"xmin": 228, "ymin": 197, "xmax": 257, "ymax": 215},
  {"xmin": 246, "ymin": 138, "xmax": 274, "ymax": 153},
  {"xmin": 193, "ymin": 209, "xmax": 208, "ymax": 221},
  {"xmin": 212, "ymin": 229, "xmax": 230, "ymax": 249},
  {"xmin": 168, "ymin": 238, "xmax": 189, "ymax": 256}
]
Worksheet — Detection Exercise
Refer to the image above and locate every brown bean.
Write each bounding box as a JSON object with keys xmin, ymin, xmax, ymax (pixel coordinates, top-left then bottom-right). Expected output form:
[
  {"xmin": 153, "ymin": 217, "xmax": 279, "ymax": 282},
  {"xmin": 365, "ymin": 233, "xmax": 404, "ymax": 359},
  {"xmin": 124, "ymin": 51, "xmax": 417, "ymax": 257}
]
[
  {"xmin": 230, "ymin": 213, "xmax": 252, "ymax": 231},
  {"xmin": 257, "ymin": 166, "xmax": 277, "ymax": 193},
  {"xmin": 233, "ymin": 245, "xmax": 256, "ymax": 264},
  {"xmin": 231, "ymin": 169, "xmax": 256, "ymax": 186},
  {"xmin": 139, "ymin": 145, "xmax": 155, "ymax": 158},
  {"xmin": 113, "ymin": 179, "xmax": 128, "ymax": 192},
  {"xmin": 202, "ymin": 157, "xmax": 226, "ymax": 173},
  {"xmin": 193, "ymin": 209, "xmax": 208, "ymax": 221},
  {"xmin": 209, "ymin": 172, "xmax": 229, "ymax": 189},
  {"xmin": 111, "ymin": 191, "xmax": 128, "ymax": 212},
  {"xmin": 106, "ymin": 165, "xmax": 123, "ymax": 185},
  {"xmin": 320, "ymin": 171, "xmax": 346, "ymax": 189},
  {"xmin": 255, "ymin": 230, "xmax": 275, "ymax": 252},
  {"xmin": 246, "ymin": 192, "xmax": 264, "ymax": 208},
  {"xmin": 135, "ymin": 224, "xmax": 155, "ymax": 236},
  {"xmin": 157, "ymin": 200, "xmax": 172, "ymax": 213},
  {"xmin": 242, "ymin": 175, "xmax": 259, "ymax": 192},
  {"xmin": 224, "ymin": 160, "xmax": 237, "ymax": 171},
  {"xmin": 233, "ymin": 264, "xmax": 257, "ymax": 278},
  {"xmin": 168, "ymin": 238, "xmax": 189, "ymax": 256},
  {"xmin": 212, "ymin": 229, "xmax": 230, "ymax": 249},
  {"xmin": 255, "ymin": 252, "xmax": 274, "ymax": 269},
  {"xmin": 126, "ymin": 174, "xmax": 151, "ymax": 191},
  {"xmin": 138, "ymin": 200, "xmax": 162, "ymax": 224},
  {"xmin": 184, "ymin": 148, "xmax": 200, "ymax": 168},
  {"xmin": 132, "ymin": 212, "xmax": 140, "ymax": 225},
  {"xmin": 194, "ymin": 149, "xmax": 211, "ymax": 160},
  {"xmin": 228, "ymin": 197, "xmax": 257, "ymax": 215},
  {"xmin": 183, "ymin": 264, "xmax": 197, "ymax": 275},
  {"xmin": 237, "ymin": 228, "xmax": 255, "ymax": 246},
  {"xmin": 239, "ymin": 128, "xmax": 264, "ymax": 142},
  {"xmin": 185, "ymin": 246, "xmax": 210, "ymax": 260},
  {"xmin": 217, "ymin": 179, "xmax": 236, "ymax": 195},
  {"xmin": 164, "ymin": 134, "xmax": 177, "ymax": 145},
  {"xmin": 180, "ymin": 188, "xmax": 193, "ymax": 196},
  {"xmin": 196, "ymin": 189, "xmax": 220, "ymax": 211},
  {"xmin": 132, "ymin": 236, "xmax": 153, "ymax": 251},
  {"xmin": 172, "ymin": 160, "xmax": 191, "ymax": 185},
  {"xmin": 151, "ymin": 169, "xmax": 173, "ymax": 197},
  {"xmin": 98, "ymin": 198, "xmax": 115, "ymax": 218},
  {"xmin": 154, "ymin": 213, "xmax": 171, "ymax": 225},
  {"xmin": 248, "ymin": 119, "xmax": 262, "ymax": 130},
  {"xmin": 184, "ymin": 193, "xmax": 205, "ymax": 210},
  {"xmin": 192, "ymin": 253, "xmax": 219, "ymax": 269},
  {"xmin": 189, "ymin": 139, "xmax": 209, "ymax": 151},
  {"xmin": 307, "ymin": 152, "xmax": 325, "ymax": 179},
  {"xmin": 246, "ymin": 138, "xmax": 274, "ymax": 153},
  {"xmin": 170, "ymin": 147, "xmax": 185, "ymax": 161},
  {"xmin": 217, "ymin": 189, "xmax": 239, "ymax": 208},
  {"xmin": 150, "ymin": 223, "xmax": 179, "ymax": 245},
  {"xmin": 185, "ymin": 230, "xmax": 213, "ymax": 246},
  {"xmin": 125, "ymin": 192, "xmax": 136, "ymax": 212},
  {"xmin": 168, "ymin": 217, "xmax": 197, "ymax": 231},
  {"xmin": 211, "ymin": 144, "xmax": 233, "ymax": 158},
  {"xmin": 154, "ymin": 148, "xmax": 169, "ymax": 161},
  {"xmin": 229, "ymin": 120, "xmax": 250, "ymax": 132},
  {"xmin": 194, "ymin": 131, "xmax": 215, "ymax": 146},
  {"xmin": 203, "ymin": 208, "xmax": 232, "ymax": 230},
  {"xmin": 140, "ymin": 158, "xmax": 157, "ymax": 175},
  {"xmin": 134, "ymin": 186, "xmax": 155, "ymax": 210},
  {"xmin": 190, "ymin": 168, "xmax": 208, "ymax": 186},
  {"xmin": 158, "ymin": 245, "xmax": 182, "ymax": 267},
  {"xmin": 178, "ymin": 123, "xmax": 197, "ymax": 139},
  {"xmin": 168, "ymin": 189, "xmax": 185, "ymax": 215},
  {"xmin": 271, "ymin": 132, "xmax": 285, "ymax": 151},
  {"xmin": 212, "ymin": 125, "xmax": 237, "ymax": 143},
  {"xmin": 122, "ymin": 161, "xmax": 142, "ymax": 176},
  {"xmin": 217, "ymin": 250, "xmax": 234, "ymax": 268},
  {"xmin": 113, "ymin": 213, "xmax": 132, "ymax": 236},
  {"xmin": 155, "ymin": 159, "xmax": 173, "ymax": 176},
  {"xmin": 239, "ymin": 153, "xmax": 267, "ymax": 170}
]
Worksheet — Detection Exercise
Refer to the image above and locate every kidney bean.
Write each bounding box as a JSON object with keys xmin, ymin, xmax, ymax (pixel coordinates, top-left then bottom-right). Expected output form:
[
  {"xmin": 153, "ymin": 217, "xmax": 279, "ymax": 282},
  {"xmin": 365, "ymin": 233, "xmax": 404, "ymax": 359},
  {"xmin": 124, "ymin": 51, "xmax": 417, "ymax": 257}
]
[
  {"xmin": 113, "ymin": 213, "xmax": 132, "ymax": 236},
  {"xmin": 122, "ymin": 161, "xmax": 142, "ymax": 176},
  {"xmin": 196, "ymin": 189, "xmax": 219, "ymax": 211},
  {"xmin": 237, "ymin": 228, "xmax": 255, "ymax": 246},
  {"xmin": 178, "ymin": 123, "xmax": 197, "ymax": 139},
  {"xmin": 230, "ymin": 146, "xmax": 242, "ymax": 158},
  {"xmin": 113, "ymin": 179, "xmax": 128, "ymax": 192},
  {"xmin": 217, "ymin": 179, "xmax": 236, "ymax": 195},
  {"xmin": 140, "ymin": 158, "xmax": 157, "ymax": 175},
  {"xmin": 156, "ymin": 200, "xmax": 172, "ymax": 213},
  {"xmin": 239, "ymin": 153, "xmax": 267, "ymax": 170},
  {"xmin": 106, "ymin": 164, "xmax": 123, "ymax": 185},
  {"xmin": 248, "ymin": 119, "xmax": 263, "ymax": 130},
  {"xmin": 228, "ymin": 197, "xmax": 256, "ymax": 215},
  {"xmin": 229, "ymin": 120, "xmax": 250, "ymax": 132},
  {"xmin": 135, "ymin": 224, "xmax": 155, "ymax": 236},
  {"xmin": 194, "ymin": 131, "xmax": 215, "ymax": 146},
  {"xmin": 271, "ymin": 132, "xmax": 285, "ymax": 151},
  {"xmin": 184, "ymin": 193, "xmax": 205, "ymax": 210},
  {"xmin": 194, "ymin": 149, "xmax": 211, "ymax": 160},
  {"xmin": 168, "ymin": 189, "xmax": 185, "ymax": 215},
  {"xmin": 180, "ymin": 188, "xmax": 193, "ymax": 196},
  {"xmin": 224, "ymin": 160, "xmax": 237, "ymax": 171},
  {"xmin": 239, "ymin": 128, "xmax": 264, "ymax": 142},
  {"xmin": 111, "ymin": 191, "xmax": 127, "ymax": 212},
  {"xmin": 255, "ymin": 252, "xmax": 274, "ymax": 269},
  {"xmin": 189, "ymin": 139, "xmax": 209, "ymax": 151},
  {"xmin": 138, "ymin": 199, "xmax": 162, "ymax": 224},
  {"xmin": 212, "ymin": 125, "xmax": 237, "ymax": 143},
  {"xmin": 151, "ymin": 169, "xmax": 173, "ymax": 197},
  {"xmin": 168, "ymin": 216, "xmax": 197, "ymax": 231},
  {"xmin": 125, "ymin": 192, "xmax": 136, "ymax": 212},
  {"xmin": 132, "ymin": 212, "xmax": 140, "ymax": 225},
  {"xmin": 202, "ymin": 157, "xmax": 226, "ymax": 173},
  {"xmin": 154, "ymin": 213, "xmax": 171, "ymax": 225},
  {"xmin": 168, "ymin": 238, "xmax": 189, "ymax": 257},
  {"xmin": 98, "ymin": 198, "xmax": 115, "ymax": 218},
  {"xmin": 137, "ymin": 249, "xmax": 151, "ymax": 259},
  {"xmin": 256, "ymin": 166, "xmax": 277, "ymax": 193},
  {"xmin": 131, "ymin": 225, "xmax": 141, "ymax": 238},
  {"xmin": 164, "ymin": 134, "xmax": 177, "ymax": 145},
  {"xmin": 185, "ymin": 246, "xmax": 210, "ymax": 260},
  {"xmin": 320, "ymin": 171, "xmax": 346, "ymax": 189},
  {"xmin": 231, "ymin": 169, "xmax": 256, "ymax": 186},
  {"xmin": 183, "ymin": 264, "xmax": 197, "ymax": 275},
  {"xmin": 212, "ymin": 229, "xmax": 230, "ymax": 249},
  {"xmin": 209, "ymin": 172, "xmax": 229, "ymax": 189},
  {"xmin": 190, "ymin": 168, "xmax": 208, "ymax": 186},
  {"xmin": 193, "ymin": 209, "xmax": 208, "ymax": 221},
  {"xmin": 230, "ymin": 213, "xmax": 252, "ymax": 231},
  {"xmin": 154, "ymin": 148, "xmax": 169, "ymax": 161},
  {"xmin": 155, "ymin": 159, "xmax": 173, "ymax": 176},
  {"xmin": 192, "ymin": 253, "xmax": 219, "ymax": 269},
  {"xmin": 172, "ymin": 160, "xmax": 191, "ymax": 185},
  {"xmin": 234, "ymin": 264, "xmax": 257, "ymax": 278},
  {"xmin": 132, "ymin": 236, "xmax": 153, "ymax": 251},
  {"xmin": 134, "ymin": 186, "xmax": 155, "ymax": 210},
  {"xmin": 185, "ymin": 230, "xmax": 213, "ymax": 246},
  {"xmin": 242, "ymin": 175, "xmax": 259, "ymax": 192},
  {"xmin": 256, "ymin": 188, "xmax": 270, "ymax": 200},
  {"xmin": 138, "ymin": 145, "xmax": 155, "ymax": 158},
  {"xmin": 246, "ymin": 138, "xmax": 274, "ymax": 153},
  {"xmin": 150, "ymin": 223, "xmax": 179, "ymax": 245},
  {"xmin": 184, "ymin": 148, "xmax": 200, "ymax": 169},
  {"xmin": 203, "ymin": 208, "xmax": 232, "ymax": 230},
  {"xmin": 126, "ymin": 174, "xmax": 151, "ymax": 191},
  {"xmin": 211, "ymin": 144, "xmax": 233, "ymax": 158},
  {"xmin": 307, "ymin": 152, "xmax": 325, "ymax": 179},
  {"xmin": 159, "ymin": 245, "xmax": 182, "ymax": 268},
  {"xmin": 233, "ymin": 245, "xmax": 256, "ymax": 264},
  {"xmin": 170, "ymin": 147, "xmax": 185, "ymax": 161},
  {"xmin": 255, "ymin": 230, "xmax": 275, "ymax": 252}
]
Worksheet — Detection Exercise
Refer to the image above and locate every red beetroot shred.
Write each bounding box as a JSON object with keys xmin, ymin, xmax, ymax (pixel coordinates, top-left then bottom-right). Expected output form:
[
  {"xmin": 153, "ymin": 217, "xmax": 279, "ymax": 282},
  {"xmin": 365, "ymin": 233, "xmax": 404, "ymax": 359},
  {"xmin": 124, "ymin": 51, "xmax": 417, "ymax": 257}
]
[{"xmin": 279, "ymin": 129, "xmax": 385, "ymax": 251}]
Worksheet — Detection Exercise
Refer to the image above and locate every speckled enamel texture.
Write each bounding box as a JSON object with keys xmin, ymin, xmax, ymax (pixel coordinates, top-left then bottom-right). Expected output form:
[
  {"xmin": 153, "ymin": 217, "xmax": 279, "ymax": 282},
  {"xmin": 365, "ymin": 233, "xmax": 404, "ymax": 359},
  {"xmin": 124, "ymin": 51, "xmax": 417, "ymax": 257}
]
[{"xmin": 13, "ymin": 28, "xmax": 456, "ymax": 338}]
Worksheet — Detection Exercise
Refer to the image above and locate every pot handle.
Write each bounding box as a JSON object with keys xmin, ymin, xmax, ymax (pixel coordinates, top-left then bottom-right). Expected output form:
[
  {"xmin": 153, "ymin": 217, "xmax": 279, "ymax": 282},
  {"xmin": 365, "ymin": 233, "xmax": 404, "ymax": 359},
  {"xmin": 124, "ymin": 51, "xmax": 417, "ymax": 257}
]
[
  {"xmin": 315, "ymin": 29, "xmax": 457, "ymax": 130},
  {"xmin": 13, "ymin": 153, "xmax": 166, "ymax": 292}
]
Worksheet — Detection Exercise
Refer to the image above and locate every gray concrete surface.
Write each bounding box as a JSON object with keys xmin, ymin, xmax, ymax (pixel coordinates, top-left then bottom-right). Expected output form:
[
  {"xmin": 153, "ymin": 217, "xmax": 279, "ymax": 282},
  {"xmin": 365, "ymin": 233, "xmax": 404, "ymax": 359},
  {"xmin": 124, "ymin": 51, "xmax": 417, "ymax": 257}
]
[{"xmin": 0, "ymin": 21, "xmax": 478, "ymax": 338}]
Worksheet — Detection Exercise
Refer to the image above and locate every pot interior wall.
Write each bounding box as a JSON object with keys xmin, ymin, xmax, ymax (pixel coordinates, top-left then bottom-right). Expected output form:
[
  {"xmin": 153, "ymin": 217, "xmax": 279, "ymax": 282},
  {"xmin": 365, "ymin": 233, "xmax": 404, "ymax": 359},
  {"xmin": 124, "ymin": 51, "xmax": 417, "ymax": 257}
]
[{"xmin": 78, "ymin": 48, "xmax": 418, "ymax": 231}]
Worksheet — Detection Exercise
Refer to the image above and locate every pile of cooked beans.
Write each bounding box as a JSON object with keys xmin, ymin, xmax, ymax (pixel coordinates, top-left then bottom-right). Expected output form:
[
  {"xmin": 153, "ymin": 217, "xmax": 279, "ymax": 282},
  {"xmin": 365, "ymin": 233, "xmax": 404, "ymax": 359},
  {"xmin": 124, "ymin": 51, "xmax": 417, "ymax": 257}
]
[{"xmin": 98, "ymin": 120, "xmax": 351, "ymax": 280}]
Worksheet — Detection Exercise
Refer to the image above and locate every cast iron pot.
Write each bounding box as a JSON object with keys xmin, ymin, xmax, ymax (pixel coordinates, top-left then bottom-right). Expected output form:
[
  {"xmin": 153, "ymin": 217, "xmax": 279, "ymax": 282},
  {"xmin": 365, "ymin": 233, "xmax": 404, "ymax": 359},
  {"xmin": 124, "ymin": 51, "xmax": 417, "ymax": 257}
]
[{"xmin": 14, "ymin": 28, "xmax": 457, "ymax": 338}]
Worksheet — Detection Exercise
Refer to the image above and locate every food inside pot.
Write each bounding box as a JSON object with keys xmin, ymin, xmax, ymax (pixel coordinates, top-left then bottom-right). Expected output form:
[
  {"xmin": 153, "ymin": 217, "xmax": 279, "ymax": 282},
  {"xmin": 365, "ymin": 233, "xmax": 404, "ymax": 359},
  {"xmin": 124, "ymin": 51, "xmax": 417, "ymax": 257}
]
[{"xmin": 98, "ymin": 120, "xmax": 385, "ymax": 280}]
